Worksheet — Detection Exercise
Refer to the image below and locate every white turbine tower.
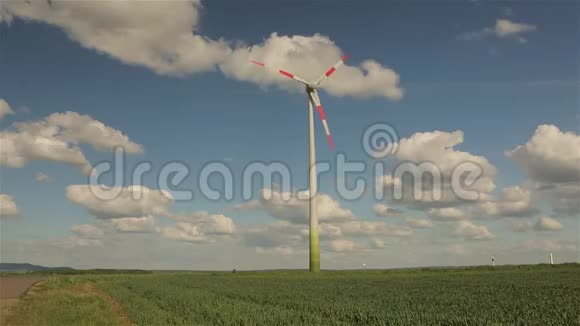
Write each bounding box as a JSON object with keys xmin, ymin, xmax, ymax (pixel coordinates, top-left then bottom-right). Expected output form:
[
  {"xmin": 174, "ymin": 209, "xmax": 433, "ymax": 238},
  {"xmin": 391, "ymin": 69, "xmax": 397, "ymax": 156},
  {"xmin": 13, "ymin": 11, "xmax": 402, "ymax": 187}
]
[{"xmin": 251, "ymin": 55, "xmax": 349, "ymax": 272}]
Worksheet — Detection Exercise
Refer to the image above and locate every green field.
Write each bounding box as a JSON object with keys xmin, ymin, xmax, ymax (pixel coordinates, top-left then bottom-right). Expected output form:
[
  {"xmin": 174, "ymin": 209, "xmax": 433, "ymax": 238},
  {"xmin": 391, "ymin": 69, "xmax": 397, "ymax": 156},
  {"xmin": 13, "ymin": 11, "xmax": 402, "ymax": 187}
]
[{"xmin": 5, "ymin": 264, "xmax": 580, "ymax": 325}]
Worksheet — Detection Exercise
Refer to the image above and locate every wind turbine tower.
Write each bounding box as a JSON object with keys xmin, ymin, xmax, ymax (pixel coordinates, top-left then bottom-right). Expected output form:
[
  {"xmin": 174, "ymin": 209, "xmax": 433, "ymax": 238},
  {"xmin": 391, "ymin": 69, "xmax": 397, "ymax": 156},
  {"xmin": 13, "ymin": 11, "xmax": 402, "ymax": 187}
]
[{"xmin": 251, "ymin": 55, "xmax": 349, "ymax": 272}]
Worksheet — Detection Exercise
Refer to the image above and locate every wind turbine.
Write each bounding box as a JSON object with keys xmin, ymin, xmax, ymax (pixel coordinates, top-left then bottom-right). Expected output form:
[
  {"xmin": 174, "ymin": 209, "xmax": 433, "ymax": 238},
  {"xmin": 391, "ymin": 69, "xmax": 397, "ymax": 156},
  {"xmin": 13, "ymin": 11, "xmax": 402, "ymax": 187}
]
[{"xmin": 251, "ymin": 55, "xmax": 349, "ymax": 272}]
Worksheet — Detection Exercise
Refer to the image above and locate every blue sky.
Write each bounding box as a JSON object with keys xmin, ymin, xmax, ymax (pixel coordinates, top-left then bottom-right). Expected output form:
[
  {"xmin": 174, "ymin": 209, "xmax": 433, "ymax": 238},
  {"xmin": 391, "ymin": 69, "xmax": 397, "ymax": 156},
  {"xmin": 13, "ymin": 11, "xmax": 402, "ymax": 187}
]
[{"xmin": 0, "ymin": 0, "xmax": 578, "ymax": 269}]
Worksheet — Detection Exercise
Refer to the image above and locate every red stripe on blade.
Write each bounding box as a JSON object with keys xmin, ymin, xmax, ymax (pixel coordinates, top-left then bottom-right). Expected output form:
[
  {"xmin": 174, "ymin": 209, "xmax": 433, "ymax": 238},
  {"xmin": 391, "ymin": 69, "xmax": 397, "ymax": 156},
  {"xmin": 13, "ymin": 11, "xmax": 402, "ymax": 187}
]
[
  {"xmin": 250, "ymin": 60, "xmax": 265, "ymax": 66},
  {"xmin": 341, "ymin": 54, "xmax": 350, "ymax": 62},
  {"xmin": 316, "ymin": 106, "xmax": 326, "ymax": 119},
  {"xmin": 327, "ymin": 135, "xmax": 335, "ymax": 150},
  {"xmin": 279, "ymin": 70, "xmax": 294, "ymax": 78},
  {"xmin": 325, "ymin": 67, "xmax": 336, "ymax": 77}
]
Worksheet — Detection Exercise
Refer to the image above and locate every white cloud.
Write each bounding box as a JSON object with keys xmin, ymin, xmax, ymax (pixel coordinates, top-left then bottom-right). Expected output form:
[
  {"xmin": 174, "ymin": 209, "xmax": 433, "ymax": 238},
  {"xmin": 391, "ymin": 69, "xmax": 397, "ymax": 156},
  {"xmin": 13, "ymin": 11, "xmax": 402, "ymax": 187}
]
[
  {"xmin": 235, "ymin": 188, "xmax": 356, "ymax": 224},
  {"xmin": 0, "ymin": 98, "xmax": 14, "ymax": 120},
  {"xmin": 70, "ymin": 224, "xmax": 104, "ymax": 239},
  {"xmin": 495, "ymin": 19, "xmax": 537, "ymax": 37},
  {"xmin": 381, "ymin": 130, "xmax": 497, "ymax": 208},
  {"xmin": 1, "ymin": 111, "xmax": 142, "ymax": 174},
  {"xmin": 65, "ymin": 224, "xmax": 104, "ymax": 247},
  {"xmin": 2, "ymin": 3, "xmax": 403, "ymax": 99},
  {"xmin": 221, "ymin": 33, "xmax": 403, "ymax": 100},
  {"xmin": 372, "ymin": 203, "xmax": 403, "ymax": 218},
  {"xmin": 506, "ymin": 125, "xmax": 579, "ymax": 184},
  {"xmin": 459, "ymin": 19, "xmax": 537, "ymax": 41},
  {"xmin": 66, "ymin": 185, "xmax": 173, "ymax": 219},
  {"xmin": 111, "ymin": 216, "xmax": 156, "ymax": 233},
  {"xmin": 1, "ymin": 1, "xmax": 230, "ymax": 76},
  {"xmin": 507, "ymin": 125, "xmax": 580, "ymax": 216},
  {"xmin": 428, "ymin": 207, "xmax": 468, "ymax": 221},
  {"xmin": 41, "ymin": 111, "xmax": 143, "ymax": 153},
  {"xmin": 339, "ymin": 220, "xmax": 413, "ymax": 238},
  {"xmin": 175, "ymin": 211, "xmax": 236, "ymax": 235},
  {"xmin": 406, "ymin": 218, "xmax": 433, "ymax": 229},
  {"xmin": 534, "ymin": 217, "xmax": 563, "ymax": 232},
  {"xmin": 241, "ymin": 221, "xmax": 306, "ymax": 251},
  {"xmin": 396, "ymin": 130, "xmax": 496, "ymax": 192},
  {"xmin": 0, "ymin": 194, "xmax": 20, "ymax": 218},
  {"xmin": 60, "ymin": 237, "xmax": 103, "ymax": 248},
  {"xmin": 35, "ymin": 172, "xmax": 51, "ymax": 183},
  {"xmin": 157, "ymin": 222, "xmax": 210, "ymax": 243},
  {"xmin": 478, "ymin": 186, "xmax": 536, "ymax": 218},
  {"xmin": 453, "ymin": 221, "xmax": 494, "ymax": 240},
  {"xmin": 328, "ymin": 239, "xmax": 365, "ymax": 253},
  {"xmin": 542, "ymin": 183, "xmax": 580, "ymax": 216},
  {"xmin": 157, "ymin": 211, "xmax": 236, "ymax": 244}
]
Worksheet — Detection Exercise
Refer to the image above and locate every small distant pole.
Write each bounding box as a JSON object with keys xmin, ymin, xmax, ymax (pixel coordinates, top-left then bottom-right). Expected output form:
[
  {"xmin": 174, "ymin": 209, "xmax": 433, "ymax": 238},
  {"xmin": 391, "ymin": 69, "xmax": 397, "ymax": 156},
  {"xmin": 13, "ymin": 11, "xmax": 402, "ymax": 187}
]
[
  {"xmin": 491, "ymin": 256, "xmax": 495, "ymax": 267},
  {"xmin": 550, "ymin": 253, "xmax": 554, "ymax": 265},
  {"xmin": 362, "ymin": 263, "xmax": 366, "ymax": 272}
]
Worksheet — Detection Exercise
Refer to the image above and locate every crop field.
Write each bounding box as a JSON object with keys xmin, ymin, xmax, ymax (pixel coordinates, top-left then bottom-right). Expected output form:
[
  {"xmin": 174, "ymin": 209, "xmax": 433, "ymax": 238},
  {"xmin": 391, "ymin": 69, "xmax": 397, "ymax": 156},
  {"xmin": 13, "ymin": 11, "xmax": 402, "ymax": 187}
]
[{"xmin": 4, "ymin": 264, "xmax": 580, "ymax": 325}]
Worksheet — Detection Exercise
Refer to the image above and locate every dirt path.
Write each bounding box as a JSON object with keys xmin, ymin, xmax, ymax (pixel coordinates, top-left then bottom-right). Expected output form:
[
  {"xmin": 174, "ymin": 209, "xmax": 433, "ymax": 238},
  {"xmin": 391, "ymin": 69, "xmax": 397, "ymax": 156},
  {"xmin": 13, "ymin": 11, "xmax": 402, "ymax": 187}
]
[
  {"xmin": 0, "ymin": 276, "xmax": 46, "ymax": 325},
  {"xmin": 0, "ymin": 276, "xmax": 46, "ymax": 299}
]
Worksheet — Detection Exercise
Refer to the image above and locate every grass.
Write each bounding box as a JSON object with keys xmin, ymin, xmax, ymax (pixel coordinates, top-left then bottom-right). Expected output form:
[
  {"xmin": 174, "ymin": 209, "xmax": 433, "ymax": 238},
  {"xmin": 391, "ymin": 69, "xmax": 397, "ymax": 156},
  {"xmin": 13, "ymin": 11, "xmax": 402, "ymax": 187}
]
[
  {"xmin": 4, "ymin": 276, "xmax": 122, "ymax": 326},
  {"xmin": 5, "ymin": 264, "xmax": 580, "ymax": 325}
]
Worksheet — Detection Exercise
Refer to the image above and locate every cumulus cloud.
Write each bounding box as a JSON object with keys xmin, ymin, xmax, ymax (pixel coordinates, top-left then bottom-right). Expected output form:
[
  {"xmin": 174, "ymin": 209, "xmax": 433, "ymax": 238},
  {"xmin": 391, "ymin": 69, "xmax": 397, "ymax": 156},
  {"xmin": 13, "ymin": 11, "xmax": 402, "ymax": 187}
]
[
  {"xmin": 157, "ymin": 211, "xmax": 236, "ymax": 244},
  {"xmin": 0, "ymin": 98, "xmax": 14, "ymax": 120},
  {"xmin": 539, "ymin": 183, "xmax": 580, "ymax": 216},
  {"xmin": 66, "ymin": 224, "xmax": 104, "ymax": 247},
  {"xmin": 1, "ymin": 2, "xmax": 403, "ymax": 100},
  {"xmin": 328, "ymin": 239, "xmax": 365, "ymax": 253},
  {"xmin": 175, "ymin": 211, "xmax": 236, "ymax": 235},
  {"xmin": 0, "ymin": 111, "xmax": 142, "ymax": 174},
  {"xmin": 0, "ymin": 194, "xmax": 20, "ymax": 218},
  {"xmin": 453, "ymin": 221, "xmax": 494, "ymax": 240},
  {"xmin": 221, "ymin": 33, "xmax": 403, "ymax": 100},
  {"xmin": 379, "ymin": 130, "xmax": 497, "ymax": 208},
  {"xmin": 533, "ymin": 217, "xmax": 563, "ymax": 232},
  {"xmin": 339, "ymin": 220, "xmax": 413, "ymax": 238},
  {"xmin": 494, "ymin": 19, "xmax": 537, "ymax": 37},
  {"xmin": 111, "ymin": 216, "xmax": 156, "ymax": 233},
  {"xmin": 0, "ymin": 1, "xmax": 230, "ymax": 76},
  {"xmin": 428, "ymin": 207, "xmax": 468, "ymax": 221},
  {"xmin": 506, "ymin": 125, "xmax": 579, "ymax": 184},
  {"xmin": 477, "ymin": 186, "xmax": 536, "ymax": 218},
  {"xmin": 506, "ymin": 125, "xmax": 579, "ymax": 216},
  {"xmin": 70, "ymin": 224, "xmax": 104, "ymax": 239},
  {"xmin": 459, "ymin": 19, "xmax": 537, "ymax": 41},
  {"xmin": 66, "ymin": 185, "xmax": 173, "ymax": 219},
  {"xmin": 234, "ymin": 188, "xmax": 356, "ymax": 224},
  {"xmin": 372, "ymin": 203, "xmax": 403, "ymax": 218},
  {"xmin": 35, "ymin": 172, "xmax": 52, "ymax": 183},
  {"xmin": 406, "ymin": 218, "xmax": 433, "ymax": 229},
  {"xmin": 241, "ymin": 221, "xmax": 306, "ymax": 251}
]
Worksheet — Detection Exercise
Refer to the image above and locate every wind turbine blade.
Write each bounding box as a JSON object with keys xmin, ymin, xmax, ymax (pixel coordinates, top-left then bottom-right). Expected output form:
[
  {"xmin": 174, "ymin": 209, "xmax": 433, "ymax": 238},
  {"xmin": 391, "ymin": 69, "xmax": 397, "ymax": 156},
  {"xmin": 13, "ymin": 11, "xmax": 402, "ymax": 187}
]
[
  {"xmin": 309, "ymin": 90, "xmax": 334, "ymax": 150},
  {"xmin": 316, "ymin": 54, "xmax": 349, "ymax": 87},
  {"xmin": 250, "ymin": 60, "xmax": 309, "ymax": 86}
]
